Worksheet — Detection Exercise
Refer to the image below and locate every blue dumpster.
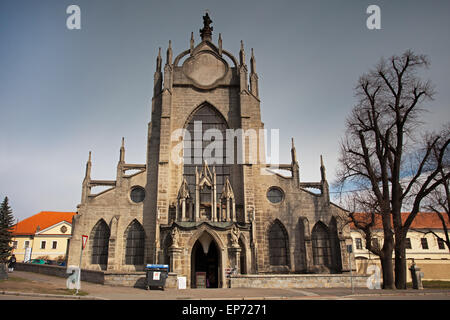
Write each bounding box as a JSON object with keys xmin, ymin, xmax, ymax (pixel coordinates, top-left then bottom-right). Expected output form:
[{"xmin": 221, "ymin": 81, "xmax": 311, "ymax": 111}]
[{"xmin": 145, "ymin": 264, "xmax": 169, "ymax": 290}]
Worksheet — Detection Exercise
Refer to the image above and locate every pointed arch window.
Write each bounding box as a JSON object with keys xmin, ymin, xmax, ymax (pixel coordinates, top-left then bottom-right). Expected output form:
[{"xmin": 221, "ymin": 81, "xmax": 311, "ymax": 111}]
[
  {"xmin": 312, "ymin": 222, "xmax": 332, "ymax": 267},
  {"xmin": 183, "ymin": 104, "xmax": 230, "ymax": 199},
  {"xmin": 125, "ymin": 220, "xmax": 145, "ymax": 265},
  {"xmin": 268, "ymin": 220, "xmax": 289, "ymax": 266},
  {"xmin": 90, "ymin": 220, "xmax": 110, "ymax": 266}
]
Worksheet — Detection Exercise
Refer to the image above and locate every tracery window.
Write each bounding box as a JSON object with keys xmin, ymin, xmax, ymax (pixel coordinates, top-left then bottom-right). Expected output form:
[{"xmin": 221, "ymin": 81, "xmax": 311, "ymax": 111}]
[
  {"xmin": 312, "ymin": 222, "xmax": 332, "ymax": 267},
  {"xmin": 90, "ymin": 220, "xmax": 110, "ymax": 266},
  {"xmin": 268, "ymin": 220, "xmax": 289, "ymax": 266},
  {"xmin": 183, "ymin": 105, "xmax": 230, "ymax": 199},
  {"xmin": 124, "ymin": 220, "xmax": 145, "ymax": 265}
]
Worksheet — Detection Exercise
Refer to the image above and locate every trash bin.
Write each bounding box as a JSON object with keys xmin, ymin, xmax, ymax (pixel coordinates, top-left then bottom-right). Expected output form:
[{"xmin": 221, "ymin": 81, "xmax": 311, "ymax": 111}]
[{"xmin": 145, "ymin": 264, "xmax": 169, "ymax": 290}]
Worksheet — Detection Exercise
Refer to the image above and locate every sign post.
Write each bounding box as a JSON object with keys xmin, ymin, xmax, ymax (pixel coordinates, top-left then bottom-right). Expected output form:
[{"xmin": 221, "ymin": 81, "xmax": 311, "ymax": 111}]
[
  {"xmin": 77, "ymin": 235, "xmax": 88, "ymax": 294},
  {"xmin": 347, "ymin": 244, "xmax": 354, "ymax": 294}
]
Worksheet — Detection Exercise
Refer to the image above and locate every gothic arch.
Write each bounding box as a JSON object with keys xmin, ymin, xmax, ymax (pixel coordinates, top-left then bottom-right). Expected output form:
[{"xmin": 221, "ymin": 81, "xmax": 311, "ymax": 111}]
[
  {"xmin": 183, "ymin": 103, "xmax": 231, "ymax": 205},
  {"xmin": 123, "ymin": 219, "xmax": 145, "ymax": 265},
  {"xmin": 311, "ymin": 221, "xmax": 332, "ymax": 270},
  {"xmin": 187, "ymin": 226, "xmax": 225, "ymax": 252},
  {"xmin": 238, "ymin": 235, "xmax": 247, "ymax": 274},
  {"xmin": 188, "ymin": 227, "xmax": 225, "ymax": 288},
  {"xmin": 183, "ymin": 102, "xmax": 229, "ymax": 130},
  {"xmin": 89, "ymin": 219, "xmax": 110, "ymax": 270},
  {"xmin": 161, "ymin": 232, "xmax": 173, "ymax": 268},
  {"xmin": 267, "ymin": 219, "xmax": 290, "ymax": 267}
]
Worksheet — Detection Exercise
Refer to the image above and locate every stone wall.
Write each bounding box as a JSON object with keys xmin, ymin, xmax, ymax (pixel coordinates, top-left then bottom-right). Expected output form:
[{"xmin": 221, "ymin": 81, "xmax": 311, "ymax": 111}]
[
  {"xmin": 103, "ymin": 272, "xmax": 177, "ymax": 289},
  {"xmin": 356, "ymin": 258, "xmax": 450, "ymax": 281},
  {"xmin": 15, "ymin": 262, "xmax": 105, "ymax": 284},
  {"xmin": 230, "ymin": 274, "xmax": 369, "ymax": 289}
]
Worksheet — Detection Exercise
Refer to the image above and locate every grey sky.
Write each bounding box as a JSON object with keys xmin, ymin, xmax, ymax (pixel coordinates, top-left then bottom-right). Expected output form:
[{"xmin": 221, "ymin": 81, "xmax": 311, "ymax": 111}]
[{"xmin": 1, "ymin": 0, "xmax": 449, "ymax": 221}]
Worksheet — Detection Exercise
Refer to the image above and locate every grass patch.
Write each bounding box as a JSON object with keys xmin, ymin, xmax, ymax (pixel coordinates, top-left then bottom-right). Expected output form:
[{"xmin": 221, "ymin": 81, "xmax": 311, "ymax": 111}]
[
  {"xmin": 0, "ymin": 275, "xmax": 89, "ymax": 296},
  {"xmin": 0, "ymin": 276, "xmax": 30, "ymax": 283},
  {"xmin": 407, "ymin": 280, "xmax": 450, "ymax": 289}
]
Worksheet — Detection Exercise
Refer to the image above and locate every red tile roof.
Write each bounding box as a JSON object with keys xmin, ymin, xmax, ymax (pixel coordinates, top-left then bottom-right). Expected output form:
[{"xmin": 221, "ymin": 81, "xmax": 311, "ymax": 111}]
[
  {"xmin": 349, "ymin": 212, "xmax": 449, "ymax": 230},
  {"xmin": 12, "ymin": 211, "xmax": 77, "ymax": 236}
]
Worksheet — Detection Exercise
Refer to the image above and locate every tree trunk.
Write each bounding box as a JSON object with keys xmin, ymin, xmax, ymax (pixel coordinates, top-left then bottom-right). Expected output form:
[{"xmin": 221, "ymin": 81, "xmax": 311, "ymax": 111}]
[
  {"xmin": 380, "ymin": 253, "xmax": 395, "ymax": 289},
  {"xmin": 0, "ymin": 263, "xmax": 8, "ymax": 280},
  {"xmin": 394, "ymin": 240, "xmax": 407, "ymax": 289}
]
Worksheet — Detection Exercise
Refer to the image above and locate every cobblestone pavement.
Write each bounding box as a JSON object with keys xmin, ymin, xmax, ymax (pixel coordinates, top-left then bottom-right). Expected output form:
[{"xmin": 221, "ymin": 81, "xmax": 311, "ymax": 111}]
[{"xmin": 1, "ymin": 271, "xmax": 449, "ymax": 300}]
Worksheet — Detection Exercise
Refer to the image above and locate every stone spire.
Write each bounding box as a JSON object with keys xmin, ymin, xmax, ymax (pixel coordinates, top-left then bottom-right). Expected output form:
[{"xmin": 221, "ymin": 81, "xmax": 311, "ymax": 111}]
[
  {"xmin": 166, "ymin": 40, "xmax": 173, "ymax": 65},
  {"xmin": 82, "ymin": 151, "xmax": 92, "ymax": 203},
  {"xmin": 190, "ymin": 32, "xmax": 195, "ymax": 53},
  {"xmin": 291, "ymin": 138, "xmax": 297, "ymax": 163},
  {"xmin": 239, "ymin": 40, "xmax": 246, "ymax": 66},
  {"xmin": 250, "ymin": 48, "xmax": 256, "ymax": 74},
  {"xmin": 119, "ymin": 137, "xmax": 125, "ymax": 163},
  {"xmin": 156, "ymin": 47, "xmax": 162, "ymax": 72},
  {"xmin": 291, "ymin": 138, "xmax": 299, "ymax": 186},
  {"xmin": 320, "ymin": 155, "xmax": 326, "ymax": 181},
  {"xmin": 154, "ymin": 48, "xmax": 163, "ymax": 95},
  {"xmin": 84, "ymin": 151, "xmax": 92, "ymax": 180},
  {"xmin": 320, "ymin": 155, "xmax": 329, "ymax": 204},
  {"xmin": 199, "ymin": 12, "xmax": 213, "ymax": 41},
  {"xmin": 178, "ymin": 177, "xmax": 190, "ymax": 199},
  {"xmin": 221, "ymin": 177, "xmax": 235, "ymax": 199},
  {"xmin": 218, "ymin": 33, "xmax": 223, "ymax": 55},
  {"xmin": 249, "ymin": 48, "xmax": 258, "ymax": 96}
]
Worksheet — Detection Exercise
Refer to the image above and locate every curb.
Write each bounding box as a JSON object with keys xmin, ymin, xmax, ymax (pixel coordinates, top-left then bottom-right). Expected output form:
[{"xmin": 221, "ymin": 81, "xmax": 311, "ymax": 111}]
[
  {"xmin": 0, "ymin": 290, "xmax": 109, "ymax": 300},
  {"xmin": 344, "ymin": 291, "xmax": 450, "ymax": 298}
]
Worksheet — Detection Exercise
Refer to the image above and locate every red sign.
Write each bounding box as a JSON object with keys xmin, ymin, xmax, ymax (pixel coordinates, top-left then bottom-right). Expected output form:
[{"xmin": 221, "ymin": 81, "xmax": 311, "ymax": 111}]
[{"xmin": 81, "ymin": 235, "xmax": 88, "ymax": 250}]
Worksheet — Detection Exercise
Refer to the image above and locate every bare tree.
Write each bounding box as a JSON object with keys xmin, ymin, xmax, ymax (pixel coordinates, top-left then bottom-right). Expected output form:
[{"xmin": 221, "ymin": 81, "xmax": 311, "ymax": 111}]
[
  {"xmin": 336, "ymin": 50, "xmax": 450, "ymax": 289},
  {"xmin": 422, "ymin": 131, "xmax": 450, "ymax": 251}
]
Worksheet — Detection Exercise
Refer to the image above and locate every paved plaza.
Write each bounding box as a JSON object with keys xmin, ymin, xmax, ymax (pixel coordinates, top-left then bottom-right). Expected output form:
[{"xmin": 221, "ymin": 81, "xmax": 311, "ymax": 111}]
[{"xmin": 1, "ymin": 271, "xmax": 449, "ymax": 301}]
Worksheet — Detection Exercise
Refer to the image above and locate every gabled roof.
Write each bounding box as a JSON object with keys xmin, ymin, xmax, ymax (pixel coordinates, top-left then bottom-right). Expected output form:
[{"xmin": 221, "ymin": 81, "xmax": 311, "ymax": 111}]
[
  {"xmin": 349, "ymin": 212, "xmax": 449, "ymax": 230},
  {"xmin": 12, "ymin": 211, "xmax": 77, "ymax": 236}
]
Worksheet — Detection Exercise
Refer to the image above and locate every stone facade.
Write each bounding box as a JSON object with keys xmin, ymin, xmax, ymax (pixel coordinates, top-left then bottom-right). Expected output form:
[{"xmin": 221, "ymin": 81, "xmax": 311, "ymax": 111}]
[
  {"xmin": 230, "ymin": 274, "xmax": 369, "ymax": 289},
  {"xmin": 68, "ymin": 14, "xmax": 355, "ymax": 288}
]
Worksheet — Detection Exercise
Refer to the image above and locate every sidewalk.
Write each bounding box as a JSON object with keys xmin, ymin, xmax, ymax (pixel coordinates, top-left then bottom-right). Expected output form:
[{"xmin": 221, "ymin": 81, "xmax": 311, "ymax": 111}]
[{"xmin": 1, "ymin": 271, "xmax": 449, "ymax": 300}]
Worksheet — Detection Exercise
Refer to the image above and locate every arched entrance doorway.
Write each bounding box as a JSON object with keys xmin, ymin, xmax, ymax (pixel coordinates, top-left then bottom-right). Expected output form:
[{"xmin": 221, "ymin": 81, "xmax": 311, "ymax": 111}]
[{"xmin": 191, "ymin": 235, "xmax": 220, "ymax": 288}]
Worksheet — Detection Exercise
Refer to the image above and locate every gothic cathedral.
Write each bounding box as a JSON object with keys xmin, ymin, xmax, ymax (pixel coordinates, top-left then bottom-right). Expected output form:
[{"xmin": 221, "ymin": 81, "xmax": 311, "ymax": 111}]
[{"xmin": 68, "ymin": 14, "xmax": 354, "ymax": 288}]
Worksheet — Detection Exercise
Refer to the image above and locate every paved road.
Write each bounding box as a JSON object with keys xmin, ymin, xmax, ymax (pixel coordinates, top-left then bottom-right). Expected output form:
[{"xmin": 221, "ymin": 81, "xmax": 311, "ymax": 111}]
[{"xmin": 1, "ymin": 271, "xmax": 449, "ymax": 300}]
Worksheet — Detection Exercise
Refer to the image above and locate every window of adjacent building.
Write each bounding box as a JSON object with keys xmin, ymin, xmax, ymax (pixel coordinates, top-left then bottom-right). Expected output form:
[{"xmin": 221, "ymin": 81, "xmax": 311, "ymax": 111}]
[
  {"xmin": 405, "ymin": 238, "xmax": 412, "ymax": 249},
  {"xmin": 41, "ymin": 241, "xmax": 46, "ymax": 249},
  {"xmin": 437, "ymin": 238, "xmax": 445, "ymax": 250},
  {"xmin": 371, "ymin": 238, "xmax": 379, "ymax": 249},
  {"xmin": 52, "ymin": 241, "xmax": 57, "ymax": 249},
  {"xmin": 24, "ymin": 241, "xmax": 30, "ymax": 248},
  {"xmin": 421, "ymin": 238, "xmax": 429, "ymax": 250},
  {"xmin": 12, "ymin": 241, "xmax": 18, "ymax": 249},
  {"xmin": 355, "ymin": 238, "xmax": 362, "ymax": 250}
]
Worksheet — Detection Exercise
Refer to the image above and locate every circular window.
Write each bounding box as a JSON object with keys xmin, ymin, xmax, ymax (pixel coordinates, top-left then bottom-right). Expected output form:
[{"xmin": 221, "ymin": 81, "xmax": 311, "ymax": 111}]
[
  {"xmin": 267, "ymin": 187, "xmax": 284, "ymax": 204},
  {"xmin": 130, "ymin": 186, "xmax": 145, "ymax": 203}
]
